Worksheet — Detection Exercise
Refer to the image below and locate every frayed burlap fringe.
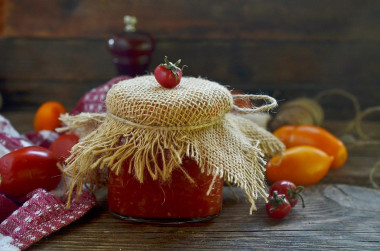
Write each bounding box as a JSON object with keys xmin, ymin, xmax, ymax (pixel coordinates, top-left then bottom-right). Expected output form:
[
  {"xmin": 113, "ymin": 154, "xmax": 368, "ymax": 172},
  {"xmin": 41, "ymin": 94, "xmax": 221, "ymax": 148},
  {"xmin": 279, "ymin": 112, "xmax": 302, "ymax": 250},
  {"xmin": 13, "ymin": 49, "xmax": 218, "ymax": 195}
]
[
  {"xmin": 61, "ymin": 76, "xmax": 285, "ymax": 214},
  {"xmin": 57, "ymin": 113, "xmax": 106, "ymax": 138},
  {"xmin": 62, "ymin": 112, "xmax": 284, "ymax": 214}
]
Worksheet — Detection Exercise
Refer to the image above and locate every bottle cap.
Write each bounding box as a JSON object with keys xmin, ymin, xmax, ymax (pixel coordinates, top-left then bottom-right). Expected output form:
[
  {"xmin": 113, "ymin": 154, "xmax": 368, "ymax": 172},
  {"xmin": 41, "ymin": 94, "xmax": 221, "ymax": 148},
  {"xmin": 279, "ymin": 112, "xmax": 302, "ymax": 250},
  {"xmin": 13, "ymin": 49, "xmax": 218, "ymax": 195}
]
[{"xmin": 123, "ymin": 15, "xmax": 137, "ymax": 32}]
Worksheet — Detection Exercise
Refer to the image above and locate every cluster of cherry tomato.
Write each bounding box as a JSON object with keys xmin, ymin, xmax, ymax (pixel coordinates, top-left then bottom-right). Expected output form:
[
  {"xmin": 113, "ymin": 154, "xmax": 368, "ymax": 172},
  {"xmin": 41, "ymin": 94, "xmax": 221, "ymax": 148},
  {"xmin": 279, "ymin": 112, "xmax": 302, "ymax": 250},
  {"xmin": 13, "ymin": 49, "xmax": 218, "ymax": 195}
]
[
  {"xmin": 266, "ymin": 124, "xmax": 348, "ymax": 186},
  {"xmin": 266, "ymin": 180, "xmax": 305, "ymax": 219},
  {"xmin": 265, "ymin": 124, "xmax": 348, "ymax": 218},
  {"xmin": 0, "ymin": 101, "xmax": 78, "ymax": 198}
]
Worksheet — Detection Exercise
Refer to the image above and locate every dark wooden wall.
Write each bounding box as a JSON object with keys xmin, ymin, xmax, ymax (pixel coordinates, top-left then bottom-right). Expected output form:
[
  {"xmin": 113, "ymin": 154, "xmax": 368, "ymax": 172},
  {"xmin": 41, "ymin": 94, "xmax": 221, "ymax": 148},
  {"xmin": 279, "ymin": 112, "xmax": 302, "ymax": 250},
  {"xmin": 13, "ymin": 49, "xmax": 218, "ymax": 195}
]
[{"xmin": 0, "ymin": 0, "xmax": 379, "ymax": 115}]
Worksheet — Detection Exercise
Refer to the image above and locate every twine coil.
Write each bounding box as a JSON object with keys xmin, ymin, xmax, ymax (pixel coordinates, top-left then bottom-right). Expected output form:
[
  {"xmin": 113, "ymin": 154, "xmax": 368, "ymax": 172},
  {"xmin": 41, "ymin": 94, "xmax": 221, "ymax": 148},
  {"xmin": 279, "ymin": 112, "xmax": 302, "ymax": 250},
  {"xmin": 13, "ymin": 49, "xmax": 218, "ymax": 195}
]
[
  {"xmin": 315, "ymin": 89, "xmax": 380, "ymax": 189},
  {"xmin": 232, "ymin": 94, "xmax": 278, "ymax": 114}
]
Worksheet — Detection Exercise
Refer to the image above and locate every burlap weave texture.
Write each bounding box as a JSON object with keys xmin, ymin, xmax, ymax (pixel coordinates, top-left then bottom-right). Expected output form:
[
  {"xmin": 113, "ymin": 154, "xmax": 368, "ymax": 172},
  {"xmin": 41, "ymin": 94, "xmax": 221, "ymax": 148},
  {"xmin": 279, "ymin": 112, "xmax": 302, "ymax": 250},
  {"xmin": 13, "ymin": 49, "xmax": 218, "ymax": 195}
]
[
  {"xmin": 107, "ymin": 76, "xmax": 233, "ymax": 127},
  {"xmin": 61, "ymin": 75, "xmax": 284, "ymax": 213}
]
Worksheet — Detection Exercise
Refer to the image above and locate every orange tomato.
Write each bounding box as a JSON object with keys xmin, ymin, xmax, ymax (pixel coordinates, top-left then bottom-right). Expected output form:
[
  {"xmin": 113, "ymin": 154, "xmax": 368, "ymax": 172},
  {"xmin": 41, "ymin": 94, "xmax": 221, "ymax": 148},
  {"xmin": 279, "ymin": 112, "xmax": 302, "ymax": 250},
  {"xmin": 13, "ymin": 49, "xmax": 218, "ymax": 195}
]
[
  {"xmin": 34, "ymin": 101, "xmax": 67, "ymax": 131},
  {"xmin": 273, "ymin": 125, "xmax": 347, "ymax": 169},
  {"xmin": 266, "ymin": 146, "xmax": 333, "ymax": 186}
]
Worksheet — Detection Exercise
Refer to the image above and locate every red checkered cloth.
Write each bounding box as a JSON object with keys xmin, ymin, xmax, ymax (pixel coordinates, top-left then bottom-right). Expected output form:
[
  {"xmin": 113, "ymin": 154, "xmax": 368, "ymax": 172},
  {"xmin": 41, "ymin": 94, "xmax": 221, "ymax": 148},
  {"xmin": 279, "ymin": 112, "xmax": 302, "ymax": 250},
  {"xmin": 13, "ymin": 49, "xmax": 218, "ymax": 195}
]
[
  {"xmin": 71, "ymin": 76, "xmax": 130, "ymax": 115},
  {"xmin": 0, "ymin": 116, "xmax": 97, "ymax": 251},
  {"xmin": 0, "ymin": 189, "xmax": 96, "ymax": 250},
  {"xmin": 0, "ymin": 76, "xmax": 130, "ymax": 250}
]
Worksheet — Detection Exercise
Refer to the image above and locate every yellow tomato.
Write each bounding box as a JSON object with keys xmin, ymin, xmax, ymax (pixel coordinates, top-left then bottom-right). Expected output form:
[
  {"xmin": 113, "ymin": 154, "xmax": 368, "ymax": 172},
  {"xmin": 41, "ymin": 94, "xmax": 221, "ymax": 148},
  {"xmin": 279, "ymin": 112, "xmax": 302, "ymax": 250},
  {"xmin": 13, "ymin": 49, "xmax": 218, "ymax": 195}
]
[
  {"xmin": 273, "ymin": 125, "xmax": 348, "ymax": 169},
  {"xmin": 266, "ymin": 145, "xmax": 333, "ymax": 186}
]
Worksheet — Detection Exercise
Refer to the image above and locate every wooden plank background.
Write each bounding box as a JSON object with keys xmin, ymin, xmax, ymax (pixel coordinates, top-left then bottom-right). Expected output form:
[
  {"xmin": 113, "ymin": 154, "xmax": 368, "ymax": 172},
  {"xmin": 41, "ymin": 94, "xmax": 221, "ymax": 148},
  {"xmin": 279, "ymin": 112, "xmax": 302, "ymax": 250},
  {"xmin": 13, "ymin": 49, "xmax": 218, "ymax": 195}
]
[{"xmin": 0, "ymin": 0, "xmax": 379, "ymax": 115}]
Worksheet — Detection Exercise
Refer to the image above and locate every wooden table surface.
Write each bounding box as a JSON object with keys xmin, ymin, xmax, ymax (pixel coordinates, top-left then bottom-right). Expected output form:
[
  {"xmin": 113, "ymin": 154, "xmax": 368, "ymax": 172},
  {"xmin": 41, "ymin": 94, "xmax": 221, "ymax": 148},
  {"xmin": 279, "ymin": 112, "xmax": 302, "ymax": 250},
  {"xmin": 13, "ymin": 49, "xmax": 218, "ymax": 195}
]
[{"xmin": 2, "ymin": 111, "xmax": 380, "ymax": 250}]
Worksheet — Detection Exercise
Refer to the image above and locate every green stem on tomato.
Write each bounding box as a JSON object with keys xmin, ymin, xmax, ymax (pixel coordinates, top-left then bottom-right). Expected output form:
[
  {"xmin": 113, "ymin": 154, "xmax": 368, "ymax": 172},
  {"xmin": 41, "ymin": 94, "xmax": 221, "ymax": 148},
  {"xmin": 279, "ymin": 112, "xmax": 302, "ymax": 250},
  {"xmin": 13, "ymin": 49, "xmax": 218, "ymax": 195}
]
[{"xmin": 289, "ymin": 185, "xmax": 306, "ymax": 208}]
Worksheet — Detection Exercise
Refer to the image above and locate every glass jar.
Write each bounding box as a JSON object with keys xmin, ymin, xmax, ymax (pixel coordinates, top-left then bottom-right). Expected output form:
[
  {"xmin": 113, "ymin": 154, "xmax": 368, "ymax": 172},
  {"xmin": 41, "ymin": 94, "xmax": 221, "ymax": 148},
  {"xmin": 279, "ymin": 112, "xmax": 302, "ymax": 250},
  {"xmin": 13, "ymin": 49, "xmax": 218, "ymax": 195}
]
[
  {"xmin": 107, "ymin": 15, "xmax": 155, "ymax": 77},
  {"xmin": 108, "ymin": 157, "xmax": 224, "ymax": 224}
]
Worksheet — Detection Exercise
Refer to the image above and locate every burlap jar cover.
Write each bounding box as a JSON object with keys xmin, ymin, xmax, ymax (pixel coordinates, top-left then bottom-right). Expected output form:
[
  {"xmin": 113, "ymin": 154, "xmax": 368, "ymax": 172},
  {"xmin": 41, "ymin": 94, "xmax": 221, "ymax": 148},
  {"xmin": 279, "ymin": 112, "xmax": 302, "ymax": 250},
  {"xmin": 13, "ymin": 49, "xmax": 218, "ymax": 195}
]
[{"xmin": 60, "ymin": 76, "xmax": 285, "ymax": 213}]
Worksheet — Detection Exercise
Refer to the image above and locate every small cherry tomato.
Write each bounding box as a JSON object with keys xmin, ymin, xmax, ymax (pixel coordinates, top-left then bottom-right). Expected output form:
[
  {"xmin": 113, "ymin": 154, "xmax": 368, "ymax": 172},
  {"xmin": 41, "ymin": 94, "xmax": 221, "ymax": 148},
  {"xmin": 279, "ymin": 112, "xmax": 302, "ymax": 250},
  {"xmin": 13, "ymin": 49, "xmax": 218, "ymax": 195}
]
[
  {"xmin": 273, "ymin": 125, "xmax": 347, "ymax": 169},
  {"xmin": 266, "ymin": 145, "xmax": 333, "ymax": 186},
  {"xmin": 0, "ymin": 146, "xmax": 61, "ymax": 197},
  {"xmin": 266, "ymin": 191, "xmax": 292, "ymax": 219},
  {"xmin": 154, "ymin": 56, "xmax": 185, "ymax": 88},
  {"xmin": 269, "ymin": 180, "xmax": 305, "ymax": 208},
  {"xmin": 49, "ymin": 133, "xmax": 79, "ymax": 163},
  {"xmin": 34, "ymin": 101, "xmax": 67, "ymax": 132}
]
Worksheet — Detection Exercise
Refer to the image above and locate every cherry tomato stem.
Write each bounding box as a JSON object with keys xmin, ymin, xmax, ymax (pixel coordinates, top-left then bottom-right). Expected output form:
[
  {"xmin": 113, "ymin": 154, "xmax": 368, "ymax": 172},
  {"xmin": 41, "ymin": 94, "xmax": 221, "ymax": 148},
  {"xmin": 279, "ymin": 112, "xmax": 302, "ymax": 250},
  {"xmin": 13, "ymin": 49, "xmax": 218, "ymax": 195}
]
[{"xmin": 288, "ymin": 185, "xmax": 305, "ymax": 208}]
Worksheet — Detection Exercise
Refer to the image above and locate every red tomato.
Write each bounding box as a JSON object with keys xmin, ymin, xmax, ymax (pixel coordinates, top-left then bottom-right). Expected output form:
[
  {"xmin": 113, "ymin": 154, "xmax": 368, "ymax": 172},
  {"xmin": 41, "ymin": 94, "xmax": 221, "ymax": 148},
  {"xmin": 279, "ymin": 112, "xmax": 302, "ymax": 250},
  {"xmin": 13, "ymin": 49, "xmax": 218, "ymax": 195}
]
[
  {"xmin": 266, "ymin": 191, "xmax": 292, "ymax": 219},
  {"xmin": 49, "ymin": 133, "xmax": 79, "ymax": 163},
  {"xmin": 0, "ymin": 146, "xmax": 61, "ymax": 197},
  {"xmin": 273, "ymin": 125, "xmax": 347, "ymax": 169},
  {"xmin": 34, "ymin": 101, "xmax": 67, "ymax": 132},
  {"xmin": 269, "ymin": 180, "xmax": 305, "ymax": 208},
  {"xmin": 154, "ymin": 56, "xmax": 184, "ymax": 88},
  {"xmin": 266, "ymin": 146, "xmax": 333, "ymax": 186}
]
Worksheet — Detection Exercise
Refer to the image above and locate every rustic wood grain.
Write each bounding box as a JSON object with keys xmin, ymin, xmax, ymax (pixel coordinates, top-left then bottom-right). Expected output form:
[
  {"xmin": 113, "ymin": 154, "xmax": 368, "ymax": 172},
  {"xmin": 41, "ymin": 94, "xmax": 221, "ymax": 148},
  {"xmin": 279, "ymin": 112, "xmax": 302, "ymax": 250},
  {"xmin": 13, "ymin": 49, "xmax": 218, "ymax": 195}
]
[
  {"xmin": 1, "ymin": 38, "xmax": 379, "ymax": 112},
  {"xmin": 0, "ymin": 80, "xmax": 102, "ymax": 109},
  {"xmin": 1, "ymin": 1, "xmax": 379, "ymax": 249},
  {"xmin": 1, "ymin": 0, "xmax": 379, "ymax": 115},
  {"xmin": 27, "ymin": 184, "xmax": 380, "ymax": 250},
  {"xmin": 1, "ymin": 109, "xmax": 379, "ymax": 250},
  {"xmin": 2, "ymin": 0, "xmax": 379, "ymax": 41},
  {"xmin": 0, "ymin": 38, "xmax": 115, "ymax": 81},
  {"xmin": 1, "ymin": 39, "xmax": 379, "ymax": 84}
]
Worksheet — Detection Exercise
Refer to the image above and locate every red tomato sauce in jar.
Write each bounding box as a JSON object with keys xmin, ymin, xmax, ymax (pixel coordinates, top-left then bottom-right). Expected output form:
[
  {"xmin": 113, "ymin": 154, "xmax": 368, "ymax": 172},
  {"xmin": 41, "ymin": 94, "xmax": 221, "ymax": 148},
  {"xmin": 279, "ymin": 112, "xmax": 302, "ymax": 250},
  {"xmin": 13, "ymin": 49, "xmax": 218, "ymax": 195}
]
[{"xmin": 108, "ymin": 157, "xmax": 224, "ymax": 223}]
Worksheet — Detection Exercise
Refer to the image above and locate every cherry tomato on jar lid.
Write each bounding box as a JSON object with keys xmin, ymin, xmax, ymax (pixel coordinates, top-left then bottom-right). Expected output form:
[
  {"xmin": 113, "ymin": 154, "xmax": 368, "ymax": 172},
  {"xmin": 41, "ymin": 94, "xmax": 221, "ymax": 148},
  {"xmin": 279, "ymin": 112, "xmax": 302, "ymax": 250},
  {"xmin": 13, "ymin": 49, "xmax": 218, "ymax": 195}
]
[
  {"xmin": 0, "ymin": 146, "xmax": 61, "ymax": 197},
  {"xmin": 266, "ymin": 145, "xmax": 333, "ymax": 186},
  {"xmin": 154, "ymin": 56, "xmax": 185, "ymax": 88},
  {"xmin": 34, "ymin": 101, "xmax": 67, "ymax": 132},
  {"xmin": 273, "ymin": 125, "xmax": 347, "ymax": 169}
]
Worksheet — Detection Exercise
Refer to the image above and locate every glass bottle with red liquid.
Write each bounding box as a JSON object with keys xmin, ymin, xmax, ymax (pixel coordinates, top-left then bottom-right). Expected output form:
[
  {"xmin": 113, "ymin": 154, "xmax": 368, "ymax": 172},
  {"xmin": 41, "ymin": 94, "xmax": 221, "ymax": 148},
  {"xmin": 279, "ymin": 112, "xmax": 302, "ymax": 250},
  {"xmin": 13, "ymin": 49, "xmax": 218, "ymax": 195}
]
[
  {"xmin": 107, "ymin": 16, "xmax": 155, "ymax": 77},
  {"xmin": 108, "ymin": 156, "xmax": 224, "ymax": 224}
]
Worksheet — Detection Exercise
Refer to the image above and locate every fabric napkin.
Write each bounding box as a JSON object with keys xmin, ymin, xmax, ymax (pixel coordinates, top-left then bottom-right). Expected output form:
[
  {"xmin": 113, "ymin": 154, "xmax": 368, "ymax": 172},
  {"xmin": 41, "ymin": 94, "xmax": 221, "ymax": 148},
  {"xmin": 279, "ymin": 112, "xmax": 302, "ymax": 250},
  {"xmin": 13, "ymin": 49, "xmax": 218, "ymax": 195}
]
[
  {"xmin": 0, "ymin": 189, "xmax": 96, "ymax": 250},
  {"xmin": 0, "ymin": 76, "xmax": 129, "ymax": 250},
  {"xmin": 71, "ymin": 75, "xmax": 129, "ymax": 115},
  {"xmin": 0, "ymin": 115, "xmax": 96, "ymax": 250}
]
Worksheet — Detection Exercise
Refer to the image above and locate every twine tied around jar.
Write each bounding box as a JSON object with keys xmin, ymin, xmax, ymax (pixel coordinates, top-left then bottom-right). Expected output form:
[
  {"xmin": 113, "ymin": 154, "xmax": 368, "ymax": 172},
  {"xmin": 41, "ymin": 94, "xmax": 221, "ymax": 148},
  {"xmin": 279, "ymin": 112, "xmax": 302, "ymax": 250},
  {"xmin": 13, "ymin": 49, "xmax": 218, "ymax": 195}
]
[{"xmin": 59, "ymin": 76, "xmax": 284, "ymax": 214}]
